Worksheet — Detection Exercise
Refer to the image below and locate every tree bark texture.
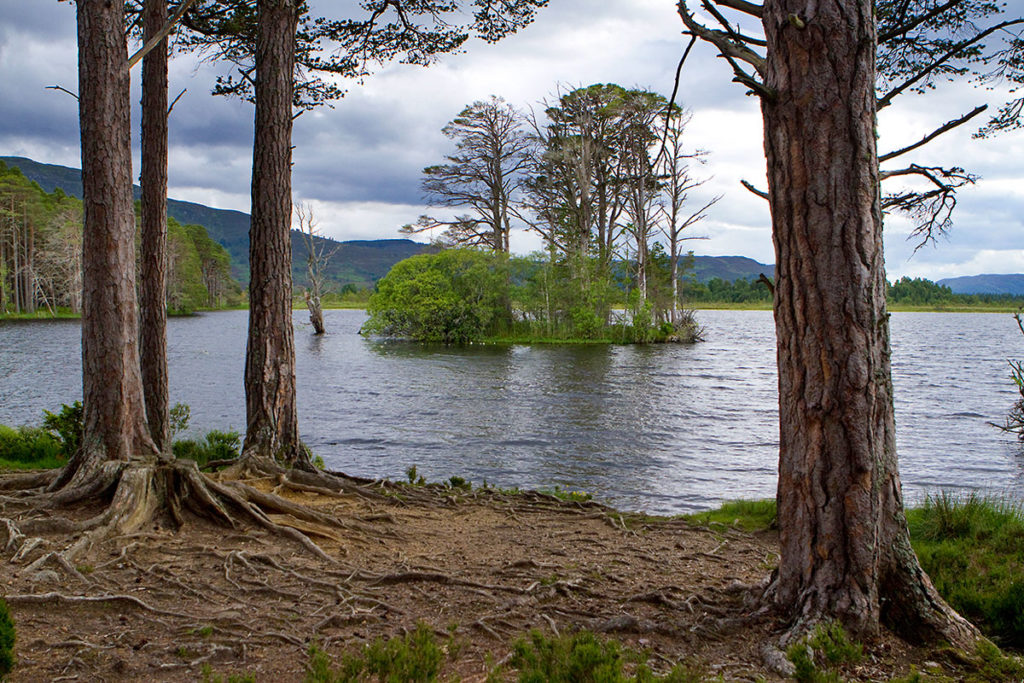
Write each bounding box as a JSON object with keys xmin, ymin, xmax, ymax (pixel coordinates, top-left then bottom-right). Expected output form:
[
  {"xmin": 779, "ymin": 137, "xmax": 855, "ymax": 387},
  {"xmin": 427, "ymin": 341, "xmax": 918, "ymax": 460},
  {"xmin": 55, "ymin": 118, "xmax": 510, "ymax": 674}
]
[
  {"xmin": 140, "ymin": 0, "xmax": 171, "ymax": 455},
  {"xmin": 76, "ymin": 0, "xmax": 158, "ymax": 465},
  {"xmin": 244, "ymin": 0, "xmax": 306, "ymax": 465},
  {"xmin": 761, "ymin": 0, "xmax": 976, "ymax": 645}
]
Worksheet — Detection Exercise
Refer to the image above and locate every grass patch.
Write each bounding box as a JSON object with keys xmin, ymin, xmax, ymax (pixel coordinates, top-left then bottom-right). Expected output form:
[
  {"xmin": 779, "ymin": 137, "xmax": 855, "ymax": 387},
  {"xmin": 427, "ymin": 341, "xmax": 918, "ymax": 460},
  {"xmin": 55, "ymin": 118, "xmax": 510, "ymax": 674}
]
[
  {"xmin": 538, "ymin": 485, "xmax": 594, "ymax": 504},
  {"xmin": 172, "ymin": 430, "xmax": 241, "ymax": 468},
  {"xmin": 306, "ymin": 622, "xmax": 445, "ymax": 682},
  {"xmin": 0, "ymin": 424, "xmax": 66, "ymax": 470},
  {"xmin": 906, "ymin": 492, "xmax": 1024, "ymax": 648},
  {"xmin": 786, "ymin": 621, "xmax": 863, "ymax": 683},
  {"xmin": 682, "ymin": 499, "xmax": 777, "ymax": 532},
  {"xmin": 201, "ymin": 664, "xmax": 256, "ymax": 683},
  {"xmin": 501, "ymin": 629, "xmax": 715, "ymax": 682}
]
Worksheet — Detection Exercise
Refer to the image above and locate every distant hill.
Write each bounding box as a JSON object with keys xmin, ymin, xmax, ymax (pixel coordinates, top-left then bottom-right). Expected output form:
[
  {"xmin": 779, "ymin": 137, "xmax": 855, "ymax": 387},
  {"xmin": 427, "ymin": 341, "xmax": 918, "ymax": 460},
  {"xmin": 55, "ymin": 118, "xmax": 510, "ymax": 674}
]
[
  {"xmin": 937, "ymin": 273, "xmax": 1024, "ymax": 296},
  {"xmin": 1, "ymin": 155, "xmax": 430, "ymax": 287},
  {"xmin": 690, "ymin": 255, "xmax": 774, "ymax": 283},
  {"xmin": 4, "ymin": 155, "xmax": 782, "ymax": 288}
]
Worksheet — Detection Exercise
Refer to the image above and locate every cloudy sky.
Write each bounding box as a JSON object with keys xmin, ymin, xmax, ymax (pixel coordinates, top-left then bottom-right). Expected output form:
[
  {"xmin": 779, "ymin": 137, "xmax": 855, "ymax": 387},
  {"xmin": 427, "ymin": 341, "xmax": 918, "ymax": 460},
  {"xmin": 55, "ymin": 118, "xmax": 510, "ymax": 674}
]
[{"xmin": 1, "ymin": 0, "xmax": 1021, "ymax": 279}]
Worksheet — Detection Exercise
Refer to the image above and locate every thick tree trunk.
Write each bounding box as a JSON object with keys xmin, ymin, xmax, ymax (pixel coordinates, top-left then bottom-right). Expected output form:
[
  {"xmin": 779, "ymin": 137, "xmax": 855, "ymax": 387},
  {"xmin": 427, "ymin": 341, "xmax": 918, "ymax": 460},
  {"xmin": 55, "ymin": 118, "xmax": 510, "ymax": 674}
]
[
  {"xmin": 76, "ymin": 0, "xmax": 158, "ymax": 465},
  {"xmin": 244, "ymin": 0, "xmax": 308, "ymax": 466},
  {"xmin": 762, "ymin": 0, "xmax": 977, "ymax": 646},
  {"xmin": 140, "ymin": 0, "xmax": 171, "ymax": 455}
]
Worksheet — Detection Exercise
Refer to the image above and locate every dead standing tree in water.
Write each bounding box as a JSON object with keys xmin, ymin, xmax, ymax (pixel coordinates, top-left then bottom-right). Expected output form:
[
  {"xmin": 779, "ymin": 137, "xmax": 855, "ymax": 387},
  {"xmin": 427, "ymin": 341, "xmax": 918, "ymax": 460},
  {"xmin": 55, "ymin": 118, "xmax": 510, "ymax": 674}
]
[{"xmin": 296, "ymin": 202, "xmax": 337, "ymax": 335}]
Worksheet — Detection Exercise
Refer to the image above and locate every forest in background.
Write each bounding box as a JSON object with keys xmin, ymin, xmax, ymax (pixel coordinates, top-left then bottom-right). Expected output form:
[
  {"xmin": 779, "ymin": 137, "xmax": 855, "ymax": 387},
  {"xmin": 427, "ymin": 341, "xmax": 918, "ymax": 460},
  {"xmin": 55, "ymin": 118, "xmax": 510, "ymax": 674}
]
[{"xmin": 0, "ymin": 160, "xmax": 239, "ymax": 315}]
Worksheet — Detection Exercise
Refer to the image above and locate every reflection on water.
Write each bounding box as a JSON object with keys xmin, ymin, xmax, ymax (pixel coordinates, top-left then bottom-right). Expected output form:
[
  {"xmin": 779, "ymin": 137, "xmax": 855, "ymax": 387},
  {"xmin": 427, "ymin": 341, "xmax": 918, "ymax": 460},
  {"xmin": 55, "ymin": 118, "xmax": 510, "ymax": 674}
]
[{"xmin": 1, "ymin": 309, "xmax": 1022, "ymax": 513}]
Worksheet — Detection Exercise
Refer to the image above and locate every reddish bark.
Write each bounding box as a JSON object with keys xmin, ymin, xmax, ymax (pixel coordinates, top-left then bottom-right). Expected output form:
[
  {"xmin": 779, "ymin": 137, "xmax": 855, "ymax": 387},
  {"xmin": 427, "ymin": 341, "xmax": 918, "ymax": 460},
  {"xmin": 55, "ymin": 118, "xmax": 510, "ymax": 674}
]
[
  {"xmin": 243, "ymin": 0, "xmax": 307, "ymax": 466},
  {"xmin": 761, "ymin": 0, "xmax": 977, "ymax": 644},
  {"xmin": 140, "ymin": 0, "xmax": 171, "ymax": 455},
  {"xmin": 76, "ymin": 0, "xmax": 157, "ymax": 464}
]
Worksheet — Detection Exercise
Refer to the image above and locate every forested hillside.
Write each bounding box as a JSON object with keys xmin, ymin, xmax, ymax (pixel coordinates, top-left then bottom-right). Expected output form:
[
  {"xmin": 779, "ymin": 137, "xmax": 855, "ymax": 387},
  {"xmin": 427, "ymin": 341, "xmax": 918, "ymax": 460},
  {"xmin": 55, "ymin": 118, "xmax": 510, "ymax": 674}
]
[
  {"xmin": 1, "ymin": 156, "xmax": 431, "ymax": 289},
  {"xmin": 0, "ymin": 160, "xmax": 238, "ymax": 315}
]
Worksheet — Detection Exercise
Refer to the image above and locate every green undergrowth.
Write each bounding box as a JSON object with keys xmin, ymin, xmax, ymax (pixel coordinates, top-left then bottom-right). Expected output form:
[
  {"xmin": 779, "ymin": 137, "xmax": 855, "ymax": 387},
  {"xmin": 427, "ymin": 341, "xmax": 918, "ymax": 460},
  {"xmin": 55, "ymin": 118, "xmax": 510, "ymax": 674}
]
[
  {"xmin": 305, "ymin": 622, "xmax": 446, "ymax": 682},
  {"xmin": 172, "ymin": 430, "xmax": 242, "ymax": 468},
  {"xmin": 686, "ymin": 494, "xmax": 1024, "ymax": 651},
  {"xmin": 0, "ymin": 425, "xmax": 66, "ymax": 470},
  {"xmin": 905, "ymin": 492, "xmax": 1024, "ymax": 649},
  {"xmin": 498, "ymin": 629, "xmax": 716, "ymax": 682},
  {"xmin": 0, "ymin": 598, "xmax": 15, "ymax": 681},
  {"xmin": 681, "ymin": 498, "xmax": 777, "ymax": 532},
  {"xmin": 786, "ymin": 621, "xmax": 863, "ymax": 683},
  {"xmin": 303, "ymin": 625, "xmax": 716, "ymax": 682}
]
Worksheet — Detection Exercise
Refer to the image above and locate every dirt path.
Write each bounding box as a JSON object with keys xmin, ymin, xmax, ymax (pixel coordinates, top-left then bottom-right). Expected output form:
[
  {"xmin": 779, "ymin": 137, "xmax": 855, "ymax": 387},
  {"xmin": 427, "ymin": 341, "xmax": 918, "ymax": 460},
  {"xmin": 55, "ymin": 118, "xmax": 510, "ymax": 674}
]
[{"xmin": 0, "ymin": 476, "xmax": 958, "ymax": 681}]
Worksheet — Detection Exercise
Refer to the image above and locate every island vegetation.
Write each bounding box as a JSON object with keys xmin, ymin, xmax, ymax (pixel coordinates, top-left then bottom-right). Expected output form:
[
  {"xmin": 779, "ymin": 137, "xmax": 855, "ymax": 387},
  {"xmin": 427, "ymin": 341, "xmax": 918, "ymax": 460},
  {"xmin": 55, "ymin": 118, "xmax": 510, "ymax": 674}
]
[{"xmin": 361, "ymin": 248, "xmax": 701, "ymax": 344}]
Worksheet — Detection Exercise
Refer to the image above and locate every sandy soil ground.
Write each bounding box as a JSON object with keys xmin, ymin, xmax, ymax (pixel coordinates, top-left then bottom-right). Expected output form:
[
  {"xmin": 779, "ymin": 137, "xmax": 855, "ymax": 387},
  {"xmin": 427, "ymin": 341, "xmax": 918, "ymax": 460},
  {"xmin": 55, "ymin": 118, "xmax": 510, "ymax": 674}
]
[{"xmin": 0, "ymin": 473, "xmax": 989, "ymax": 681}]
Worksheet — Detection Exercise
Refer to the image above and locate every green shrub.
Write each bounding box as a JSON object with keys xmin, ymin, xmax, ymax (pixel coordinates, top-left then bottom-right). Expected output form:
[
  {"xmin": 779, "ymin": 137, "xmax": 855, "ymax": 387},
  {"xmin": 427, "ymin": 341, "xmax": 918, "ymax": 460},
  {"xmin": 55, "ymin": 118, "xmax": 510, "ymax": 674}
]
[
  {"xmin": 907, "ymin": 493, "xmax": 1024, "ymax": 648},
  {"xmin": 363, "ymin": 249, "xmax": 511, "ymax": 343},
  {"xmin": 785, "ymin": 622, "xmax": 861, "ymax": 683},
  {"xmin": 0, "ymin": 425, "xmax": 64, "ymax": 469},
  {"xmin": 169, "ymin": 403, "xmax": 191, "ymax": 437},
  {"xmin": 41, "ymin": 401, "xmax": 83, "ymax": 457},
  {"xmin": 0, "ymin": 598, "xmax": 15, "ymax": 679},
  {"xmin": 306, "ymin": 622, "xmax": 444, "ymax": 682},
  {"xmin": 172, "ymin": 430, "xmax": 241, "ymax": 468},
  {"xmin": 511, "ymin": 629, "xmax": 628, "ymax": 683}
]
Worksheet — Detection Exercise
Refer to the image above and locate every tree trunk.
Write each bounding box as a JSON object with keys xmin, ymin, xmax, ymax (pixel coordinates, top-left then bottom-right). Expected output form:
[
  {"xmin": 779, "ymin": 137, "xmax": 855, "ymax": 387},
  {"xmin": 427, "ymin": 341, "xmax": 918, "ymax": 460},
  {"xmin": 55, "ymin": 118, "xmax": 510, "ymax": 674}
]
[
  {"xmin": 304, "ymin": 291, "xmax": 325, "ymax": 335},
  {"xmin": 76, "ymin": 0, "xmax": 158, "ymax": 465},
  {"xmin": 243, "ymin": 0, "xmax": 308, "ymax": 466},
  {"xmin": 140, "ymin": 0, "xmax": 171, "ymax": 455},
  {"xmin": 762, "ymin": 0, "xmax": 978, "ymax": 646}
]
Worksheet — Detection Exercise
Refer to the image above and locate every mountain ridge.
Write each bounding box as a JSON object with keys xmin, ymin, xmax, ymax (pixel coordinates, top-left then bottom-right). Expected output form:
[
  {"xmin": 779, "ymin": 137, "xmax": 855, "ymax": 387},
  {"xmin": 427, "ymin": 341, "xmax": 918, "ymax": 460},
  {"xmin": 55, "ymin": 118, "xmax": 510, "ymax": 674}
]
[{"xmin": 4, "ymin": 154, "xmax": 779, "ymax": 286}]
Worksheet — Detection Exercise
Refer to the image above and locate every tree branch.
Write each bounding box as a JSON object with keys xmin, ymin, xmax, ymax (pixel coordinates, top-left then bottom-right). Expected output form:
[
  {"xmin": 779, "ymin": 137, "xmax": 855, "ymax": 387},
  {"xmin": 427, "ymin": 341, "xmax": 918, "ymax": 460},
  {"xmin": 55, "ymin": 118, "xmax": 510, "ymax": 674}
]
[
  {"xmin": 46, "ymin": 84, "xmax": 79, "ymax": 101},
  {"xmin": 713, "ymin": 0, "xmax": 763, "ymax": 19},
  {"xmin": 740, "ymin": 179, "xmax": 768, "ymax": 199},
  {"xmin": 128, "ymin": 0, "xmax": 203, "ymax": 70},
  {"xmin": 878, "ymin": 0, "xmax": 966, "ymax": 44},
  {"xmin": 877, "ymin": 18, "xmax": 1024, "ymax": 109},
  {"xmin": 879, "ymin": 104, "xmax": 987, "ymax": 162}
]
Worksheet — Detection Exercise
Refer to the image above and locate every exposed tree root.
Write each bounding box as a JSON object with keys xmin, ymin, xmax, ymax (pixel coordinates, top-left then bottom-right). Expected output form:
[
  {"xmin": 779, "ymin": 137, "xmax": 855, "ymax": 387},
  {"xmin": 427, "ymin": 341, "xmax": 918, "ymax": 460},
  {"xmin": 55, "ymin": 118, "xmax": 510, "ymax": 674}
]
[{"xmin": 0, "ymin": 456, "xmax": 367, "ymax": 569}]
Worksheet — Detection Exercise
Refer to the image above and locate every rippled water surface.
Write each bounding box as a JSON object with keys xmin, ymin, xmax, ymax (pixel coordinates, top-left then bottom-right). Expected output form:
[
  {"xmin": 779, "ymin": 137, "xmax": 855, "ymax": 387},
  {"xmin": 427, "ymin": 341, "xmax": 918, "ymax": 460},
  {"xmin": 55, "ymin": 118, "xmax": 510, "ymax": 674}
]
[{"xmin": 2, "ymin": 309, "xmax": 1022, "ymax": 513}]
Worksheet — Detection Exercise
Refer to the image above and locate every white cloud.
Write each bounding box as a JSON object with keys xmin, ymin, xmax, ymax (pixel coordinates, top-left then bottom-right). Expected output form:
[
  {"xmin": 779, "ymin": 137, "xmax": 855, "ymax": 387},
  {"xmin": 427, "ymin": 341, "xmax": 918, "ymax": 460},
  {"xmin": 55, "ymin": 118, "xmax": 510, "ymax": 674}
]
[{"xmin": 1, "ymin": 0, "xmax": 1022, "ymax": 280}]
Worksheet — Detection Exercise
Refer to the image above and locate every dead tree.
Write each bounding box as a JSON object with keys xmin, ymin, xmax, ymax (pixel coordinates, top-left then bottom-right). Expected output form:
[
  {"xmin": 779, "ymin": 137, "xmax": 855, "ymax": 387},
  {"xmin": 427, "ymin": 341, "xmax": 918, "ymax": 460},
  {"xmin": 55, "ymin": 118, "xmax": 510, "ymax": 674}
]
[{"xmin": 296, "ymin": 202, "xmax": 337, "ymax": 335}]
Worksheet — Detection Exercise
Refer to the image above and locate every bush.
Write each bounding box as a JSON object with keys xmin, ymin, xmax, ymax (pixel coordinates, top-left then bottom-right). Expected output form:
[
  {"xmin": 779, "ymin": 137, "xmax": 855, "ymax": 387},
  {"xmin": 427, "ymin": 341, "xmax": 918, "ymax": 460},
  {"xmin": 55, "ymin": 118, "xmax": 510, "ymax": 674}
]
[
  {"xmin": 307, "ymin": 622, "xmax": 444, "ymax": 682},
  {"xmin": 173, "ymin": 430, "xmax": 241, "ymax": 468},
  {"xmin": 363, "ymin": 249, "xmax": 511, "ymax": 343},
  {"xmin": 0, "ymin": 598, "xmax": 14, "ymax": 679},
  {"xmin": 41, "ymin": 401, "xmax": 83, "ymax": 457},
  {"xmin": 0, "ymin": 425, "xmax": 64, "ymax": 469}
]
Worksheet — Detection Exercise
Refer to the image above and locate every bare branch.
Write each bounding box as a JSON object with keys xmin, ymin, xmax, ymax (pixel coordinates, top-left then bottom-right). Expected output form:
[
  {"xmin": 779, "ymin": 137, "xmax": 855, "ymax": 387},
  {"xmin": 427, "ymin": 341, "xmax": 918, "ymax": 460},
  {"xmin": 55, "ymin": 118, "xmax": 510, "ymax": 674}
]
[
  {"xmin": 714, "ymin": 0, "xmax": 763, "ymax": 19},
  {"xmin": 701, "ymin": 0, "xmax": 766, "ymax": 47},
  {"xmin": 677, "ymin": 0, "xmax": 770, "ymax": 96},
  {"xmin": 46, "ymin": 84, "xmax": 79, "ymax": 101},
  {"xmin": 740, "ymin": 179, "xmax": 768, "ymax": 199},
  {"xmin": 128, "ymin": 0, "xmax": 203, "ymax": 69},
  {"xmin": 167, "ymin": 88, "xmax": 187, "ymax": 117},
  {"xmin": 880, "ymin": 164, "xmax": 978, "ymax": 249},
  {"xmin": 879, "ymin": 104, "xmax": 987, "ymax": 162}
]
